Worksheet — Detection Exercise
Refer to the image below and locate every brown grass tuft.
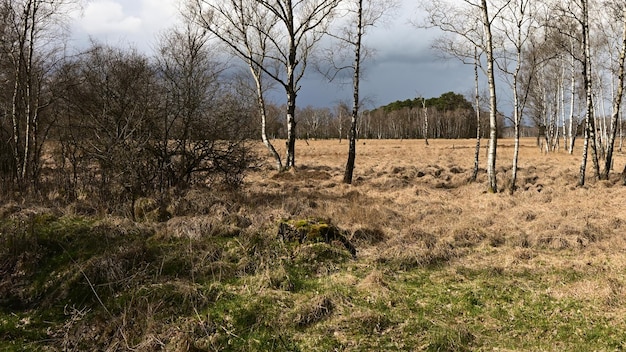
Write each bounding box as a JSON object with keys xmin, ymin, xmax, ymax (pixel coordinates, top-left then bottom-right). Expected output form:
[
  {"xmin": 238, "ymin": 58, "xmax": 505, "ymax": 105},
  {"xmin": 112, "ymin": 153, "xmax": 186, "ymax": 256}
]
[{"xmin": 292, "ymin": 295, "xmax": 334, "ymax": 327}]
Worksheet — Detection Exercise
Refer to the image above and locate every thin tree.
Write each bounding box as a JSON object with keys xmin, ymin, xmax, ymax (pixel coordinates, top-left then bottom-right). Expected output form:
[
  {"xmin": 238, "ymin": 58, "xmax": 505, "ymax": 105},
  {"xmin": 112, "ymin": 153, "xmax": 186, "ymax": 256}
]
[
  {"xmin": 478, "ymin": 0, "xmax": 501, "ymax": 192},
  {"xmin": 0, "ymin": 0, "xmax": 76, "ymax": 189},
  {"xmin": 495, "ymin": 0, "xmax": 537, "ymax": 193},
  {"xmin": 422, "ymin": 97, "xmax": 430, "ymax": 146},
  {"xmin": 576, "ymin": 0, "xmax": 600, "ymax": 186},
  {"xmin": 568, "ymin": 38, "xmax": 578, "ymax": 154},
  {"xmin": 419, "ymin": 0, "xmax": 504, "ymax": 191},
  {"xmin": 601, "ymin": 5, "xmax": 626, "ymax": 180},
  {"xmin": 319, "ymin": 0, "xmax": 391, "ymax": 184},
  {"xmin": 343, "ymin": 0, "xmax": 364, "ymax": 184},
  {"xmin": 190, "ymin": 0, "xmax": 340, "ymax": 169},
  {"xmin": 471, "ymin": 47, "xmax": 482, "ymax": 182}
]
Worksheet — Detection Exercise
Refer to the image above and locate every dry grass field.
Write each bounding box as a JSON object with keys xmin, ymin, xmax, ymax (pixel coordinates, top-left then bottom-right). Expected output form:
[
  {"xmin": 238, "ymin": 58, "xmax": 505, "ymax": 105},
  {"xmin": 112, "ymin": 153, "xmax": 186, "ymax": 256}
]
[
  {"xmin": 253, "ymin": 138, "xmax": 626, "ymax": 268},
  {"xmin": 244, "ymin": 137, "xmax": 626, "ymax": 349},
  {"xmin": 2, "ymin": 137, "xmax": 626, "ymax": 351}
]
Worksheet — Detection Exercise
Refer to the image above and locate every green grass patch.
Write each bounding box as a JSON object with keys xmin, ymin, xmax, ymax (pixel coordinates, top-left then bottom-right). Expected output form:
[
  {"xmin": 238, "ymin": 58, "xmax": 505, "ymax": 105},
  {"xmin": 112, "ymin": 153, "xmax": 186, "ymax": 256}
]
[{"xmin": 2, "ymin": 211, "xmax": 626, "ymax": 351}]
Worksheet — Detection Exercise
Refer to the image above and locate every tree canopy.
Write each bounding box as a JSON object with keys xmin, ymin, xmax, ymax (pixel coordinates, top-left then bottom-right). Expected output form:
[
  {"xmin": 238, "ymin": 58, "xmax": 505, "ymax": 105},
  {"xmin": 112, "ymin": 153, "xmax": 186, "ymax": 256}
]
[{"xmin": 379, "ymin": 91, "xmax": 474, "ymax": 112}]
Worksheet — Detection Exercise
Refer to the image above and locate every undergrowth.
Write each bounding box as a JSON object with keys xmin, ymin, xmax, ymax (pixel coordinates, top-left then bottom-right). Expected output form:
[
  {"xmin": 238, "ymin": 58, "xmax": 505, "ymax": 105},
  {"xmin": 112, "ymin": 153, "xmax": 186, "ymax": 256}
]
[
  {"xmin": 2, "ymin": 207, "xmax": 626, "ymax": 351},
  {"xmin": 2, "ymin": 139, "xmax": 626, "ymax": 351}
]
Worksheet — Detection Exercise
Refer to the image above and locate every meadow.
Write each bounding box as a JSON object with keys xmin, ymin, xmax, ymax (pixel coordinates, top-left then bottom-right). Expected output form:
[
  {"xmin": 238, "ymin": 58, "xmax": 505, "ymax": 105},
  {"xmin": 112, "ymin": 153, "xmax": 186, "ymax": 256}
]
[{"xmin": 2, "ymin": 137, "xmax": 626, "ymax": 351}]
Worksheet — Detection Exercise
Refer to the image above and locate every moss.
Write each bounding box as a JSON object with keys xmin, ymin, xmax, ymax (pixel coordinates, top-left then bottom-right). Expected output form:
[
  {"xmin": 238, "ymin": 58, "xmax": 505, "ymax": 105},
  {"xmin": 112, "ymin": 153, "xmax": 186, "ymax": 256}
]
[{"xmin": 278, "ymin": 218, "xmax": 357, "ymax": 258}]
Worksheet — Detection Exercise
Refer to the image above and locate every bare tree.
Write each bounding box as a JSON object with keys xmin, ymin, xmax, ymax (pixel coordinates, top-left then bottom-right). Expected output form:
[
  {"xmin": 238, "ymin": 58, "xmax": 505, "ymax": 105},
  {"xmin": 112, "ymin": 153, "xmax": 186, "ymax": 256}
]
[
  {"xmin": 573, "ymin": 0, "xmax": 600, "ymax": 186},
  {"xmin": 419, "ymin": 0, "xmax": 501, "ymax": 190},
  {"xmin": 601, "ymin": 4, "xmax": 626, "ymax": 180},
  {"xmin": 186, "ymin": 0, "xmax": 282, "ymax": 170},
  {"xmin": 155, "ymin": 22, "xmax": 229, "ymax": 189},
  {"xmin": 478, "ymin": 0, "xmax": 501, "ymax": 192},
  {"xmin": 471, "ymin": 47, "xmax": 482, "ymax": 182},
  {"xmin": 314, "ymin": 0, "xmax": 393, "ymax": 183},
  {"xmin": 342, "ymin": 0, "xmax": 365, "ymax": 184},
  {"xmin": 495, "ymin": 0, "xmax": 537, "ymax": 193},
  {"xmin": 422, "ymin": 97, "xmax": 430, "ymax": 146},
  {"xmin": 0, "ymin": 0, "xmax": 77, "ymax": 190},
  {"xmin": 189, "ymin": 0, "xmax": 340, "ymax": 169}
]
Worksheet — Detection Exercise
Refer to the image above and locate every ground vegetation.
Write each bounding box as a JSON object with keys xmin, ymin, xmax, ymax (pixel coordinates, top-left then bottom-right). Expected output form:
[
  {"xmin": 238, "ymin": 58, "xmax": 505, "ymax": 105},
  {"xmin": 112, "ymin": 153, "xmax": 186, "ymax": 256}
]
[{"xmin": 2, "ymin": 138, "xmax": 626, "ymax": 351}]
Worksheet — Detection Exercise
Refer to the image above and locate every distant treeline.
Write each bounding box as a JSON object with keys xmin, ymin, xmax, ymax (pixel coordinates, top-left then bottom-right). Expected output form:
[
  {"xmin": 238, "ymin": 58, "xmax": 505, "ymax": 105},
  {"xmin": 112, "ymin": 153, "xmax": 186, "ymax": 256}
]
[
  {"xmin": 265, "ymin": 92, "xmax": 505, "ymax": 140},
  {"xmin": 381, "ymin": 92, "xmax": 473, "ymax": 113}
]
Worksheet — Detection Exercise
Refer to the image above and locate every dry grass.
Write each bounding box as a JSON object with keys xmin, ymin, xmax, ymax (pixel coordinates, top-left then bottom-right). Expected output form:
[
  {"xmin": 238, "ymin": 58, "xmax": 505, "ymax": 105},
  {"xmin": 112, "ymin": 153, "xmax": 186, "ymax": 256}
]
[
  {"xmin": 248, "ymin": 137, "xmax": 626, "ymax": 320},
  {"xmin": 251, "ymin": 138, "xmax": 626, "ymax": 249},
  {"xmin": 4, "ymin": 137, "xmax": 626, "ymax": 351}
]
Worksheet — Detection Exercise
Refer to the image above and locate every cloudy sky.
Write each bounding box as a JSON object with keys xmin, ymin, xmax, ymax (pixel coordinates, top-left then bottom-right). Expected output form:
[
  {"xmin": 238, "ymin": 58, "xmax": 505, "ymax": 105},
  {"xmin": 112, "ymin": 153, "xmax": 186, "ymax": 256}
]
[{"xmin": 70, "ymin": 0, "xmax": 475, "ymax": 109}]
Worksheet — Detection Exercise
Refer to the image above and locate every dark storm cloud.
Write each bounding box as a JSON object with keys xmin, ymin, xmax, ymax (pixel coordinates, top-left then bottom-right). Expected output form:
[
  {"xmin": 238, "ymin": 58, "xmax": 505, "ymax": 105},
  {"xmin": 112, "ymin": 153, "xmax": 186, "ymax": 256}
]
[
  {"xmin": 292, "ymin": 0, "xmax": 477, "ymax": 107},
  {"xmin": 70, "ymin": 0, "xmax": 476, "ymax": 108}
]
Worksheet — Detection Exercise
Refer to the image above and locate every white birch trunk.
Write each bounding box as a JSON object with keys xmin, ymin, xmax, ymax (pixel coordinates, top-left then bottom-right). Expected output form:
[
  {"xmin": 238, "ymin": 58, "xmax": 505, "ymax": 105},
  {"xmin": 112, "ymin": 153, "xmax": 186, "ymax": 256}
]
[
  {"xmin": 569, "ymin": 43, "xmax": 577, "ymax": 154},
  {"xmin": 561, "ymin": 68, "xmax": 567, "ymax": 151},
  {"xmin": 422, "ymin": 98, "xmax": 429, "ymax": 146},
  {"xmin": 343, "ymin": 0, "xmax": 363, "ymax": 184},
  {"xmin": 579, "ymin": 0, "xmax": 600, "ymax": 186},
  {"xmin": 471, "ymin": 47, "xmax": 481, "ymax": 182},
  {"xmin": 481, "ymin": 0, "xmax": 498, "ymax": 193},
  {"xmin": 602, "ymin": 7, "xmax": 626, "ymax": 180}
]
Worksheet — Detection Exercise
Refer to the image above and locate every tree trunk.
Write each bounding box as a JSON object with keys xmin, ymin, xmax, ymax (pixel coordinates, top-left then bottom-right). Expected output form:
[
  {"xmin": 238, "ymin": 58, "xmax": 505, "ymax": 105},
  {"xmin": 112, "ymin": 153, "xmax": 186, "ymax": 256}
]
[
  {"xmin": 596, "ymin": 79, "xmax": 606, "ymax": 160},
  {"xmin": 22, "ymin": 4, "xmax": 37, "ymax": 182},
  {"xmin": 569, "ymin": 40, "xmax": 577, "ymax": 154},
  {"xmin": 601, "ymin": 7, "xmax": 626, "ymax": 180},
  {"xmin": 511, "ymin": 69, "xmax": 520, "ymax": 194},
  {"xmin": 561, "ymin": 67, "xmax": 567, "ymax": 151},
  {"xmin": 619, "ymin": 111, "xmax": 624, "ymax": 152},
  {"xmin": 471, "ymin": 47, "xmax": 481, "ymax": 182},
  {"xmin": 510, "ymin": 0, "xmax": 528, "ymax": 194},
  {"xmin": 343, "ymin": 0, "xmax": 363, "ymax": 185},
  {"xmin": 422, "ymin": 98, "xmax": 429, "ymax": 146},
  {"xmin": 285, "ymin": 97, "xmax": 296, "ymax": 168},
  {"xmin": 344, "ymin": 119, "xmax": 357, "ymax": 184},
  {"xmin": 251, "ymin": 68, "xmax": 283, "ymax": 171},
  {"xmin": 285, "ymin": 28, "xmax": 298, "ymax": 168},
  {"xmin": 11, "ymin": 61, "xmax": 22, "ymax": 184},
  {"xmin": 578, "ymin": 0, "xmax": 600, "ymax": 186},
  {"xmin": 482, "ymin": 0, "xmax": 498, "ymax": 193}
]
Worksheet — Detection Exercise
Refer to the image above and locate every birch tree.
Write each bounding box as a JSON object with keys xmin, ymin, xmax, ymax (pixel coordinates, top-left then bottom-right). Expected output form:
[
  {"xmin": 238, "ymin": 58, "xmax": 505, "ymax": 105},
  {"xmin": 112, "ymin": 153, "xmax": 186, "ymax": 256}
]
[
  {"xmin": 341, "ymin": 0, "xmax": 364, "ymax": 184},
  {"xmin": 542, "ymin": 0, "xmax": 600, "ymax": 185},
  {"xmin": 494, "ymin": 0, "xmax": 537, "ymax": 193},
  {"xmin": 572, "ymin": 0, "xmax": 600, "ymax": 185},
  {"xmin": 187, "ymin": 0, "xmax": 282, "ymax": 170},
  {"xmin": 419, "ymin": 0, "xmax": 502, "ymax": 191},
  {"xmin": 190, "ymin": 0, "xmax": 340, "ymax": 169},
  {"xmin": 478, "ymin": 0, "xmax": 501, "ymax": 192},
  {"xmin": 422, "ymin": 97, "xmax": 430, "ymax": 146},
  {"xmin": 0, "ymin": 0, "xmax": 76, "ymax": 189},
  {"xmin": 316, "ymin": 0, "xmax": 392, "ymax": 183},
  {"xmin": 601, "ymin": 4, "xmax": 626, "ymax": 180},
  {"xmin": 471, "ymin": 47, "xmax": 482, "ymax": 181}
]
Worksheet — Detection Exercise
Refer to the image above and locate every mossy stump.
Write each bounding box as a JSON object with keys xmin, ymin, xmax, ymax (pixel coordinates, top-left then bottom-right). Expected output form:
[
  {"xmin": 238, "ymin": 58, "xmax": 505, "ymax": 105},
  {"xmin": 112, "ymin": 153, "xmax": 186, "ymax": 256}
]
[{"xmin": 278, "ymin": 218, "xmax": 357, "ymax": 258}]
